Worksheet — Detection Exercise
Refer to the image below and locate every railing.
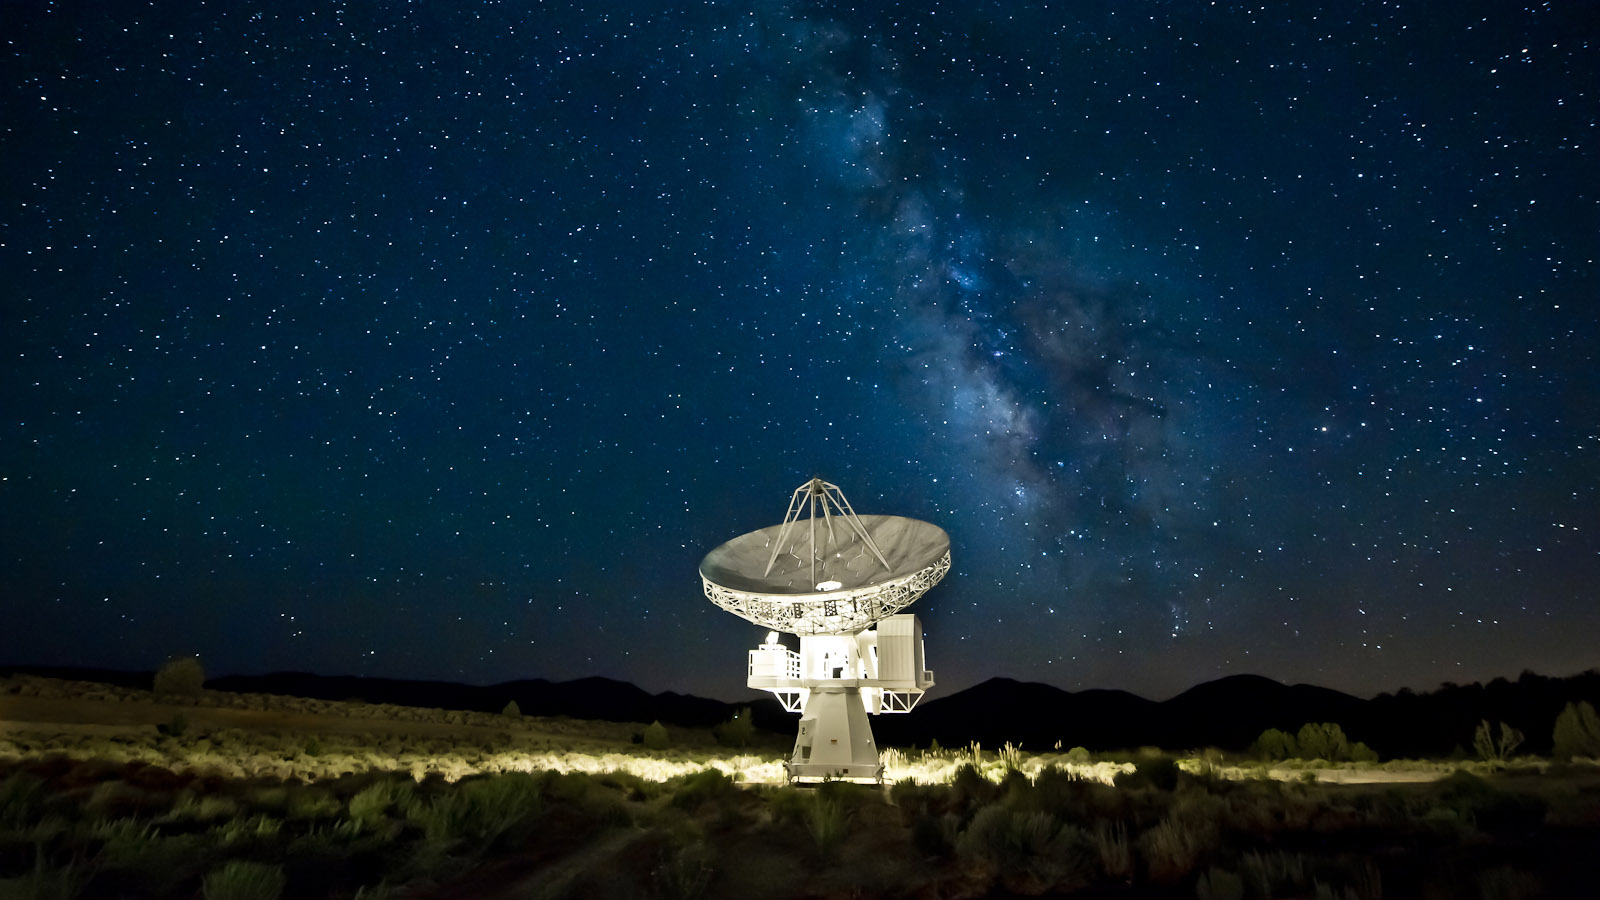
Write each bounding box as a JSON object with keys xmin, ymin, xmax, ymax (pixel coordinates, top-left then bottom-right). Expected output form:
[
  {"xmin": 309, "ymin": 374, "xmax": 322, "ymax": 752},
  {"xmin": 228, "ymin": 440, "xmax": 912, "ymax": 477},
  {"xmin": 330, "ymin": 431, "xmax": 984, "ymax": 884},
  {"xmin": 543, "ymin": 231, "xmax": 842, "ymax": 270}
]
[{"xmin": 748, "ymin": 647, "xmax": 802, "ymax": 681}]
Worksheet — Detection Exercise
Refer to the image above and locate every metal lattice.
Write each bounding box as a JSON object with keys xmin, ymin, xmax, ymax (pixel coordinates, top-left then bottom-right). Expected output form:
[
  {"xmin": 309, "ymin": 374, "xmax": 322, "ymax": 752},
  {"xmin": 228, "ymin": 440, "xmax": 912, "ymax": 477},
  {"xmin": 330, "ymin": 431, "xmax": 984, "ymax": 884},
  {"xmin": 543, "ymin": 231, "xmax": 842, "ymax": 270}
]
[{"xmin": 703, "ymin": 550, "xmax": 950, "ymax": 635}]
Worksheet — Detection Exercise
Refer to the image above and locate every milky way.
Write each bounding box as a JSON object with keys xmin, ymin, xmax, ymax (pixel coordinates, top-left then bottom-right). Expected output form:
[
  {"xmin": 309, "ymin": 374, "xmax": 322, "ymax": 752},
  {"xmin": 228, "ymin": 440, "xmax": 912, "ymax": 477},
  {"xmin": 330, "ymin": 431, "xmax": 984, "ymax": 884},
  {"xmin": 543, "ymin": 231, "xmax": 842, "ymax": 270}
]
[{"xmin": 4, "ymin": 1, "xmax": 1596, "ymax": 700}]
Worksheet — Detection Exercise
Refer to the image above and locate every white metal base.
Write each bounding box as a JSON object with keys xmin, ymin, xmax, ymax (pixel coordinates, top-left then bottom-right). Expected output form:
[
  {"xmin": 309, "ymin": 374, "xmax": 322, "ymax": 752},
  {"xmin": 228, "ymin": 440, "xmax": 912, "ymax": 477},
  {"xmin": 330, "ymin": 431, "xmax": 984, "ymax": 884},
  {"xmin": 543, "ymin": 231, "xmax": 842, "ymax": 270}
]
[{"xmin": 786, "ymin": 688, "xmax": 882, "ymax": 782}]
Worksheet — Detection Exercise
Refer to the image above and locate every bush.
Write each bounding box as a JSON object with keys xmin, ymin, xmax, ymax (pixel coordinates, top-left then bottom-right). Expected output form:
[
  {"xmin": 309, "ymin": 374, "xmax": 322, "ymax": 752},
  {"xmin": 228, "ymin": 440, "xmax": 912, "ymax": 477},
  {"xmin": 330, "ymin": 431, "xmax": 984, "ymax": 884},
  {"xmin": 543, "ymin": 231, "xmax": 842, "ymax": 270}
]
[
  {"xmin": 642, "ymin": 720, "xmax": 670, "ymax": 750},
  {"xmin": 202, "ymin": 860, "xmax": 285, "ymax": 900},
  {"xmin": 1064, "ymin": 746, "xmax": 1092, "ymax": 765},
  {"xmin": 1093, "ymin": 820, "xmax": 1132, "ymax": 880},
  {"xmin": 154, "ymin": 655, "xmax": 206, "ymax": 698},
  {"xmin": 500, "ymin": 700, "xmax": 521, "ymax": 717},
  {"xmin": 803, "ymin": 791, "xmax": 850, "ymax": 857},
  {"xmin": 1138, "ymin": 815, "xmax": 1212, "ymax": 883},
  {"xmin": 668, "ymin": 768, "xmax": 738, "ymax": 810},
  {"xmin": 958, "ymin": 806, "xmax": 1091, "ymax": 893},
  {"xmin": 1197, "ymin": 866, "xmax": 1245, "ymax": 900},
  {"xmin": 285, "ymin": 786, "xmax": 341, "ymax": 820},
  {"xmin": 0, "ymin": 772, "xmax": 49, "ymax": 828},
  {"xmin": 1, "ymin": 850, "xmax": 85, "ymax": 900},
  {"xmin": 949, "ymin": 763, "xmax": 998, "ymax": 812},
  {"xmin": 348, "ymin": 778, "xmax": 416, "ymax": 830},
  {"xmin": 1240, "ymin": 851, "xmax": 1309, "ymax": 898},
  {"xmin": 1436, "ymin": 770, "xmax": 1547, "ymax": 834},
  {"xmin": 712, "ymin": 707, "xmax": 756, "ymax": 747},
  {"xmin": 1474, "ymin": 720, "xmax": 1524, "ymax": 762},
  {"xmin": 653, "ymin": 839, "xmax": 715, "ymax": 900},
  {"xmin": 458, "ymin": 771, "xmax": 546, "ymax": 844},
  {"xmin": 407, "ymin": 772, "xmax": 546, "ymax": 848},
  {"xmin": 1114, "ymin": 756, "xmax": 1179, "ymax": 792},
  {"xmin": 1552, "ymin": 701, "xmax": 1600, "ymax": 761},
  {"xmin": 889, "ymin": 779, "xmax": 938, "ymax": 822},
  {"xmin": 910, "ymin": 811, "xmax": 958, "ymax": 858}
]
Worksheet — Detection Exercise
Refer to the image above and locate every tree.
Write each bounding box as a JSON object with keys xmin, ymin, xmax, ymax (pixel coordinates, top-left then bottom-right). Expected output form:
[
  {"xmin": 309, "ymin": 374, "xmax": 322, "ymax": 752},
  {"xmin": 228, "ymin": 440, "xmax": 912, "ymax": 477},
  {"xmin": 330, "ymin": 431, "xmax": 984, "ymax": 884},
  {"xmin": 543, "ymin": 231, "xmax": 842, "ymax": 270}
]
[
  {"xmin": 713, "ymin": 706, "xmax": 756, "ymax": 747},
  {"xmin": 1349, "ymin": 741, "xmax": 1380, "ymax": 764},
  {"xmin": 153, "ymin": 655, "xmax": 205, "ymax": 698},
  {"xmin": 1295, "ymin": 723, "xmax": 1350, "ymax": 762},
  {"xmin": 1473, "ymin": 720, "xmax": 1524, "ymax": 762},
  {"xmin": 1553, "ymin": 701, "xmax": 1600, "ymax": 761},
  {"xmin": 1250, "ymin": 728, "xmax": 1297, "ymax": 761},
  {"xmin": 642, "ymin": 720, "xmax": 670, "ymax": 750},
  {"xmin": 501, "ymin": 700, "xmax": 521, "ymax": 717}
]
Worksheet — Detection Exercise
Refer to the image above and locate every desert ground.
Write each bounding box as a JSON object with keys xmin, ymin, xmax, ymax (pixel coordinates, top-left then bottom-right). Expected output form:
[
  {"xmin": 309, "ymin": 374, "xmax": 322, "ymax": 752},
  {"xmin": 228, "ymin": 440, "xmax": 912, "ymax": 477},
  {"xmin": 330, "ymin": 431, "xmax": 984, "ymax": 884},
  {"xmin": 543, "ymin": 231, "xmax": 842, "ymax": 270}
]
[{"xmin": 3, "ymin": 673, "xmax": 1598, "ymax": 899}]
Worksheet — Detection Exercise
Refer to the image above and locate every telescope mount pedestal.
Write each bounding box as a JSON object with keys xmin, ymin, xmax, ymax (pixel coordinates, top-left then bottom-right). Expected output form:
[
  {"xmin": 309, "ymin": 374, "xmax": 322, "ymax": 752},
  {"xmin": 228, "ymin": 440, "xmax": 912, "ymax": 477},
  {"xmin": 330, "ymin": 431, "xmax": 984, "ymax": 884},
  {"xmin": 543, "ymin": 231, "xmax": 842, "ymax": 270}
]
[{"xmin": 788, "ymin": 687, "xmax": 880, "ymax": 782}]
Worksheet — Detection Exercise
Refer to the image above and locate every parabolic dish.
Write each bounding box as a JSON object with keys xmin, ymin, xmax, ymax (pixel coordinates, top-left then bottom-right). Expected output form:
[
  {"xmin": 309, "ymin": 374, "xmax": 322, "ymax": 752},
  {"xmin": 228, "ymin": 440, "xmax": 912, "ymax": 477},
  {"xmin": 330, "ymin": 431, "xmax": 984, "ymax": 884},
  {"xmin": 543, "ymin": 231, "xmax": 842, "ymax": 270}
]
[{"xmin": 699, "ymin": 514, "xmax": 950, "ymax": 635}]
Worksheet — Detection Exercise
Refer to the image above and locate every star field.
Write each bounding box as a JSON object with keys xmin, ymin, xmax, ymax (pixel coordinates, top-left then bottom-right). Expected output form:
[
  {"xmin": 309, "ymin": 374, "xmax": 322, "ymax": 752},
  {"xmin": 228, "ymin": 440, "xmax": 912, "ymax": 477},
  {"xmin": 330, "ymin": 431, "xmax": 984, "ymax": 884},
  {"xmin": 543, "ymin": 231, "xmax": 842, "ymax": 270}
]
[{"xmin": 3, "ymin": 0, "xmax": 1596, "ymax": 701}]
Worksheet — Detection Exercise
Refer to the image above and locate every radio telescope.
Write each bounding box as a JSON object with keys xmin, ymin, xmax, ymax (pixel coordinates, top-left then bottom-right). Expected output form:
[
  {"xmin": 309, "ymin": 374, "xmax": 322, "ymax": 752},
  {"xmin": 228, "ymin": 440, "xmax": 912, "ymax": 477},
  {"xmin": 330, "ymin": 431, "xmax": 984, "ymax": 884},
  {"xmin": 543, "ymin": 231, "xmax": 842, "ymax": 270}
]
[{"xmin": 700, "ymin": 477, "xmax": 949, "ymax": 782}]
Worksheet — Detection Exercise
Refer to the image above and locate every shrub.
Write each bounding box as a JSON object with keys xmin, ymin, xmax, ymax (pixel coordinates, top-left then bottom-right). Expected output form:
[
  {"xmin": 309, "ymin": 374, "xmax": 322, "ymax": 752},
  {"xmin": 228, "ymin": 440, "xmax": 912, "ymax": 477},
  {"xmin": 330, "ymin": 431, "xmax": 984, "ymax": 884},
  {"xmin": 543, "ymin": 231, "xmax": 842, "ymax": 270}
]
[
  {"xmin": 910, "ymin": 811, "xmax": 958, "ymax": 857},
  {"xmin": 765, "ymin": 786, "xmax": 813, "ymax": 828},
  {"xmin": 1475, "ymin": 865, "xmax": 1541, "ymax": 900},
  {"xmin": 712, "ymin": 707, "xmax": 756, "ymax": 747},
  {"xmin": 1114, "ymin": 756, "xmax": 1179, "ymax": 792},
  {"xmin": 1240, "ymin": 851, "xmax": 1309, "ymax": 898},
  {"xmin": 642, "ymin": 721, "xmax": 670, "ymax": 750},
  {"xmin": 500, "ymin": 700, "xmax": 521, "ymax": 717},
  {"xmin": 453, "ymin": 771, "xmax": 546, "ymax": 845},
  {"xmin": 947, "ymin": 763, "xmax": 999, "ymax": 816},
  {"xmin": 154, "ymin": 655, "xmax": 206, "ymax": 698},
  {"xmin": 105, "ymin": 832, "xmax": 209, "ymax": 895},
  {"xmin": 1138, "ymin": 816, "xmax": 1209, "ymax": 883},
  {"xmin": 202, "ymin": 860, "xmax": 285, "ymax": 900},
  {"xmin": 0, "ymin": 772, "xmax": 48, "ymax": 828},
  {"xmin": 2, "ymin": 850, "xmax": 84, "ymax": 900},
  {"xmin": 348, "ymin": 778, "xmax": 415, "ymax": 830},
  {"xmin": 668, "ymin": 768, "xmax": 738, "ymax": 810},
  {"xmin": 1093, "ymin": 820, "xmax": 1132, "ymax": 880},
  {"xmin": 1064, "ymin": 746, "xmax": 1092, "ymax": 765},
  {"xmin": 1474, "ymin": 720, "xmax": 1524, "ymax": 762},
  {"xmin": 285, "ymin": 786, "xmax": 341, "ymax": 820},
  {"xmin": 158, "ymin": 713, "xmax": 190, "ymax": 737},
  {"xmin": 1552, "ymin": 701, "xmax": 1600, "ymax": 761},
  {"xmin": 803, "ymin": 791, "xmax": 850, "ymax": 857},
  {"xmin": 958, "ymin": 806, "xmax": 1091, "ymax": 893},
  {"xmin": 889, "ymin": 779, "xmax": 938, "ymax": 821},
  {"xmin": 1436, "ymin": 770, "xmax": 1547, "ymax": 833},
  {"xmin": 1197, "ymin": 866, "xmax": 1245, "ymax": 900},
  {"xmin": 215, "ymin": 815, "xmax": 282, "ymax": 846},
  {"xmin": 653, "ymin": 839, "xmax": 715, "ymax": 900}
]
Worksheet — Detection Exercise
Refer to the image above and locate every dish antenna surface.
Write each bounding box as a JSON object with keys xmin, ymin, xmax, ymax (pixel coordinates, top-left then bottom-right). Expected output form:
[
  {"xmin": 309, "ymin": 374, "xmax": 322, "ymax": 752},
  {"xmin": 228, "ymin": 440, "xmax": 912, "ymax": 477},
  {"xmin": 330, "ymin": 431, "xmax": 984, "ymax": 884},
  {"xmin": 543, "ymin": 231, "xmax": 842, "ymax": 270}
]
[{"xmin": 700, "ymin": 477, "xmax": 948, "ymax": 782}]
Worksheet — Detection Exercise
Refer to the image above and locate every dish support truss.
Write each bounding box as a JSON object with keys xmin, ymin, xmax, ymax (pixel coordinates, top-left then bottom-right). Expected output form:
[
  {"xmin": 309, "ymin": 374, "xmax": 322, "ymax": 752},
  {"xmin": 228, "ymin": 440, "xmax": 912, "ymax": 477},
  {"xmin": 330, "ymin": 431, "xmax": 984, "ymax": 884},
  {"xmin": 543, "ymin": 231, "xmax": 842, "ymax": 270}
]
[
  {"xmin": 702, "ymin": 551, "xmax": 950, "ymax": 636},
  {"xmin": 765, "ymin": 477, "xmax": 894, "ymax": 583}
]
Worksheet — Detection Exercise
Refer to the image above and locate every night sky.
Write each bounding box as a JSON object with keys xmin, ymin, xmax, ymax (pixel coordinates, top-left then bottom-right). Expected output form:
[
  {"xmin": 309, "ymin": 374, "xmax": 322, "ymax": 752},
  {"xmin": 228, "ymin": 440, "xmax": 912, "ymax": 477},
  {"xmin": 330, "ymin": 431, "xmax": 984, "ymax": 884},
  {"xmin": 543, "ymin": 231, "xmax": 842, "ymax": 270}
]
[{"xmin": 4, "ymin": 1, "xmax": 1597, "ymax": 703}]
